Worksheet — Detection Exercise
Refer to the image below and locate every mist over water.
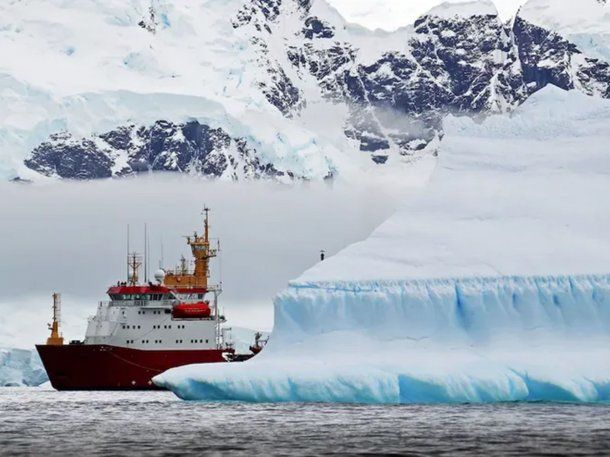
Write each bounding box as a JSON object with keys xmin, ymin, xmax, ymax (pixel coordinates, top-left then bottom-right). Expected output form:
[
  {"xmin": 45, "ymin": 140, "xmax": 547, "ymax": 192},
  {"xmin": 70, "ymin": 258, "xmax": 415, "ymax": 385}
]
[{"xmin": 0, "ymin": 175, "xmax": 400, "ymax": 348}]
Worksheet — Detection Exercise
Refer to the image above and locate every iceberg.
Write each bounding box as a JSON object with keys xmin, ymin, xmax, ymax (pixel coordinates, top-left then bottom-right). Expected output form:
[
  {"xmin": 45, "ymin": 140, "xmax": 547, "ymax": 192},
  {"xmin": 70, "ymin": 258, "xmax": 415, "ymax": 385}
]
[
  {"xmin": 0, "ymin": 348, "xmax": 48, "ymax": 387},
  {"xmin": 154, "ymin": 88, "xmax": 610, "ymax": 403},
  {"xmin": 156, "ymin": 275, "xmax": 610, "ymax": 403}
]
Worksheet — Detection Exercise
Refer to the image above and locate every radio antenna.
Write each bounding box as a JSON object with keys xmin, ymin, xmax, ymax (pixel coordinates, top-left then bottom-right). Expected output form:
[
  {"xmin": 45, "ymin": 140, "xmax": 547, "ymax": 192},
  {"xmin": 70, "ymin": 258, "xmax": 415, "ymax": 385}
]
[
  {"xmin": 144, "ymin": 223, "xmax": 148, "ymax": 283},
  {"xmin": 159, "ymin": 235, "xmax": 164, "ymax": 269},
  {"xmin": 127, "ymin": 224, "xmax": 130, "ymax": 282}
]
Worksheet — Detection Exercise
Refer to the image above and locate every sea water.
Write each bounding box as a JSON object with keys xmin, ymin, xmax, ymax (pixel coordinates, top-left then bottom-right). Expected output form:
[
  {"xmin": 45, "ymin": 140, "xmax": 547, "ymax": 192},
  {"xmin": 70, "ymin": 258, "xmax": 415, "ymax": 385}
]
[{"xmin": 1, "ymin": 387, "xmax": 610, "ymax": 456}]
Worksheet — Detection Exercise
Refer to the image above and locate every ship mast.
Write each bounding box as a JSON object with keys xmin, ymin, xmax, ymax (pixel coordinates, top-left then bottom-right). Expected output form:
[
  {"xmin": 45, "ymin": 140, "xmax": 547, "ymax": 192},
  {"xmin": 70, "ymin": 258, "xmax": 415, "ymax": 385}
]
[
  {"xmin": 46, "ymin": 293, "xmax": 64, "ymax": 346},
  {"xmin": 163, "ymin": 207, "xmax": 218, "ymax": 289},
  {"xmin": 189, "ymin": 207, "xmax": 216, "ymax": 289},
  {"xmin": 128, "ymin": 253, "xmax": 142, "ymax": 286}
]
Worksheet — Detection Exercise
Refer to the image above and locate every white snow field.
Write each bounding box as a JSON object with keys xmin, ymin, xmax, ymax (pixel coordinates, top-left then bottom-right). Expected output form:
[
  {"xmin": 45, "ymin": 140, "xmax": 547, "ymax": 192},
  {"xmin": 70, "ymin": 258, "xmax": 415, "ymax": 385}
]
[
  {"xmin": 155, "ymin": 87, "xmax": 610, "ymax": 403},
  {"xmin": 0, "ymin": 0, "xmax": 415, "ymax": 182}
]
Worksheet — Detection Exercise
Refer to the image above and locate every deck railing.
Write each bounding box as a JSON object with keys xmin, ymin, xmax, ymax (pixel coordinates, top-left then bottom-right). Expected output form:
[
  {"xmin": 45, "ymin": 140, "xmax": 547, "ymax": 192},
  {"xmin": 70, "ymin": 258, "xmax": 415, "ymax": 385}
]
[{"xmin": 99, "ymin": 300, "xmax": 178, "ymax": 308}]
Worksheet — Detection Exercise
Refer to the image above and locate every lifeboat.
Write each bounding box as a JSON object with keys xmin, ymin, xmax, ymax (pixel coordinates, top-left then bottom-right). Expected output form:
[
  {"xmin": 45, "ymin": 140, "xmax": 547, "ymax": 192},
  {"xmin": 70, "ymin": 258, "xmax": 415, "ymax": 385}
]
[{"xmin": 172, "ymin": 302, "xmax": 211, "ymax": 319}]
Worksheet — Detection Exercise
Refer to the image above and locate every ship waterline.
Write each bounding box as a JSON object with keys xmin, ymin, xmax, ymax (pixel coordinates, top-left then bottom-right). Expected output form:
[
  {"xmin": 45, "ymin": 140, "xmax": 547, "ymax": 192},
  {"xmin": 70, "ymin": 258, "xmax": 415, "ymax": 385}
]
[{"xmin": 36, "ymin": 344, "xmax": 227, "ymax": 390}]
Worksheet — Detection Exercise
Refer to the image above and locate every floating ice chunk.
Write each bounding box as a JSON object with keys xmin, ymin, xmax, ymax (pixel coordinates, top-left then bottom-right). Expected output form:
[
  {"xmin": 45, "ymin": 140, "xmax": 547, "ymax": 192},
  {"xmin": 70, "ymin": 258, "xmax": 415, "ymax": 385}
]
[{"xmin": 0, "ymin": 348, "xmax": 48, "ymax": 387}]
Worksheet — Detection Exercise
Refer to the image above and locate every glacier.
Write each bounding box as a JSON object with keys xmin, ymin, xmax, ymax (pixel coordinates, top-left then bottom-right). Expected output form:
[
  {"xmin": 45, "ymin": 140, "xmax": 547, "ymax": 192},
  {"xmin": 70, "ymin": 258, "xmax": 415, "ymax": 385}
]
[{"xmin": 154, "ymin": 87, "xmax": 610, "ymax": 403}]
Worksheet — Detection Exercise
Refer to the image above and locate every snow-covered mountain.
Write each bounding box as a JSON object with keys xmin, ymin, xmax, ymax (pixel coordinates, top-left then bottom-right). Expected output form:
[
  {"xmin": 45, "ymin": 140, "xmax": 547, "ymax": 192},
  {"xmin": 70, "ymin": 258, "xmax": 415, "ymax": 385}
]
[{"xmin": 1, "ymin": 0, "xmax": 609, "ymax": 181}]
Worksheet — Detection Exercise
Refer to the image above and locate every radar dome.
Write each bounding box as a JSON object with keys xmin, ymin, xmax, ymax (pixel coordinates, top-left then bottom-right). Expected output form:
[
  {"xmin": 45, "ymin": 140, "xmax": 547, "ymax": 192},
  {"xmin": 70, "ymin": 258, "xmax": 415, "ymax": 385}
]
[{"xmin": 154, "ymin": 269, "xmax": 166, "ymax": 284}]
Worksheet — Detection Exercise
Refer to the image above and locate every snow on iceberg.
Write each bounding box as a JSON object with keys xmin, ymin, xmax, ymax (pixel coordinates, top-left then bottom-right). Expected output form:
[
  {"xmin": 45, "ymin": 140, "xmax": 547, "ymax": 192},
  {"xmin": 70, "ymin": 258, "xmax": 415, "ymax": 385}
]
[{"xmin": 154, "ymin": 88, "xmax": 610, "ymax": 403}]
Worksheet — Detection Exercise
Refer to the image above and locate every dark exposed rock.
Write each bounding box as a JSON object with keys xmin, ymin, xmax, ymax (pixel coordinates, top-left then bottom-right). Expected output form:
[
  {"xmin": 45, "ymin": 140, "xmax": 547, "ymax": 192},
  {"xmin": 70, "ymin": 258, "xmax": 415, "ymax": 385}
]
[
  {"xmin": 273, "ymin": 2, "xmax": 609, "ymax": 159},
  {"xmin": 302, "ymin": 17, "xmax": 334, "ymax": 39},
  {"xmin": 24, "ymin": 0, "xmax": 610, "ymax": 179},
  {"xmin": 25, "ymin": 121, "xmax": 286, "ymax": 180},
  {"xmin": 25, "ymin": 133, "xmax": 114, "ymax": 180},
  {"xmin": 514, "ymin": 17, "xmax": 610, "ymax": 97}
]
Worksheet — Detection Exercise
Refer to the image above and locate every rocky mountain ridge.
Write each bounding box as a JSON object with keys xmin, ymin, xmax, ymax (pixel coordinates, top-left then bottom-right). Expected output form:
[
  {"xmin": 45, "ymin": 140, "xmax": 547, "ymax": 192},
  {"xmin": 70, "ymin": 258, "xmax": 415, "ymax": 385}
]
[{"xmin": 11, "ymin": 0, "xmax": 610, "ymax": 180}]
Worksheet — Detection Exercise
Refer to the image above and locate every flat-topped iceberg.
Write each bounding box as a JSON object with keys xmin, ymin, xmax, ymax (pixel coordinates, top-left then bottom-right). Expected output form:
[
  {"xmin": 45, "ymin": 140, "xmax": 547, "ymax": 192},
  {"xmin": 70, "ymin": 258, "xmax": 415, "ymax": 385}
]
[
  {"xmin": 156, "ymin": 275, "xmax": 610, "ymax": 403},
  {"xmin": 155, "ymin": 88, "xmax": 610, "ymax": 403}
]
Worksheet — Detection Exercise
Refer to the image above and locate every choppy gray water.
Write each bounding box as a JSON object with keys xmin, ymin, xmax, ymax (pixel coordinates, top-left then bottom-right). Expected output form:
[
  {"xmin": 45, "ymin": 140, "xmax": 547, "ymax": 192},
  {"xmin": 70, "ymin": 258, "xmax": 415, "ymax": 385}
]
[{"xmin": 1, "ymin": 387, "xmax": 610, "ymax": 456}]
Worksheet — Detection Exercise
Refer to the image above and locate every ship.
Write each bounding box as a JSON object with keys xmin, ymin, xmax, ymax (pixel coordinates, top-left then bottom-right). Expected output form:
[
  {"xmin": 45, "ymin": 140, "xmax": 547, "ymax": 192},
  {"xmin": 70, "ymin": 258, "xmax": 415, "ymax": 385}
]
[{"xmin": 36, "ymin": 209, "xmax": 265, "ymax": 390}]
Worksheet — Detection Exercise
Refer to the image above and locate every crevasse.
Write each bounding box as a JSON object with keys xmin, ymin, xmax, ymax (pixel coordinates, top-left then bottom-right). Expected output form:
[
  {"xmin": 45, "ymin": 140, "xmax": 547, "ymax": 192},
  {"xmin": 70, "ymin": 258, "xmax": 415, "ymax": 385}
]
[{"xmin": 154, "ymin": 274, "xmax": 610, "ymax": 403}]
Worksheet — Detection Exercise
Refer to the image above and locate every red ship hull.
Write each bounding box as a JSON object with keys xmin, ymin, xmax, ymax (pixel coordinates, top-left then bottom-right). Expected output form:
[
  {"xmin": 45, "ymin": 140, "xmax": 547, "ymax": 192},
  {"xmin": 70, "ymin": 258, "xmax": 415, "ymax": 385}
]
[{"xmin": 36, "ymin": 344, "xmax": 227, "ymax": 391}]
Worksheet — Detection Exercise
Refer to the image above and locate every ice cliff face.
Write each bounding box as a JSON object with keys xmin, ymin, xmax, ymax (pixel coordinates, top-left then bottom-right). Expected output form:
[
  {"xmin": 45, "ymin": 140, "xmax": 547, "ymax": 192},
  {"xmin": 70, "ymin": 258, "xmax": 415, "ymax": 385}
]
[
  {"xmin": 0, "ymin": 348, "xmax": 48, "ymax": 387},
  {"xmin": 154, "ymin": 88, "xmax": 610, "ymax": 404},
  {"xmin": 1, "ymin": 0, "xmax": 608, "ymax": 180}
]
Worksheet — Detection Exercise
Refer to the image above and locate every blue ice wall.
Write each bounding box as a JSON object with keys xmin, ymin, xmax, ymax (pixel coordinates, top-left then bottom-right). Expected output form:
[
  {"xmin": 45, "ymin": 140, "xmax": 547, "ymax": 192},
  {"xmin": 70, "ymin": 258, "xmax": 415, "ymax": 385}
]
[
  {"xmin": 275, "ymin": 275, "xmax": 610, "ymax": 345},
  {"xmin": 155, "ymin": 275, "xmax": 610, "ymax": 403}
]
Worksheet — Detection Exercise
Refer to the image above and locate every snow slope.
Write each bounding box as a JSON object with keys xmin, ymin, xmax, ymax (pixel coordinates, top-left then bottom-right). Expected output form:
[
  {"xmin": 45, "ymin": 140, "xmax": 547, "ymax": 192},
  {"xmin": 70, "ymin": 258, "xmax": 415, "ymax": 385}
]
[
  {"xmin": 426, "ymin": 0, "xmax": 499, "ymax": 20},
  {"xmin": 2, "ymin": 0, "xmax": 609, "ymax": 181},
  {"xmin": 0, "ymin": 0, "xmax": 351, "ymax": 181},
  {"xmin": 300, "ymin": 86, "xmax": 610, "ymax": 282},
  {"xmin": 154, "ymin": 87, "xmax": 610, "ymax": 403}
]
